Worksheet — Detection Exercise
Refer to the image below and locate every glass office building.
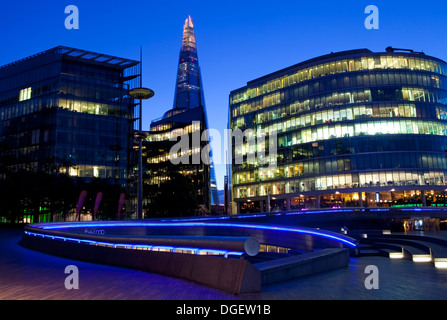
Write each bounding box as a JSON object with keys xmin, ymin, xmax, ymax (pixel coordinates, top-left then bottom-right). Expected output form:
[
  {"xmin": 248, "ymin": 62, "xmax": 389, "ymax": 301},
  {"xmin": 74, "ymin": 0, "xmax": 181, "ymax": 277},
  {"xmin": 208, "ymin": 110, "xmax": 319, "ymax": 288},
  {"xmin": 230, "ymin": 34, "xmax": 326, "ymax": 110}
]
[
  {"xmin": 0, "ymin": 46, "xmax": 140, "ymax": 187},
  {"xmin": 229, "ymin": 48, "xmax": 447, "ymax": 213},
  {"xmin": 143, "ymin": 106, "xmax": 212, "ymax": 216},
  {"xmin": 172, "ymin": 15, "xmax": 219, "ymax": 205},
  {"xmin": 143, "ymin": 16, "xmax": 218, "ymax": 217},
  {"xmin": 173, "ymin": 15, "xmax": 206, "ymax": 111}
]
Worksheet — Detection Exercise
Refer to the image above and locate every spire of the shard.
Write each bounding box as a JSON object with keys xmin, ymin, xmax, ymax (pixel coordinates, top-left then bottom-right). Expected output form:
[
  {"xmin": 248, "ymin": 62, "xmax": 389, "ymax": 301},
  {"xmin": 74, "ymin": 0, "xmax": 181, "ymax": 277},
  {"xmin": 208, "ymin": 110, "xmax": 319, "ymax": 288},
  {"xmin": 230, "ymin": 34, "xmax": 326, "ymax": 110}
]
[
  {"xmin": 173, "ymin": 15, "xmax": 204, "ymax": 110},
  {"xmin": 182, "ymin": 15, "xmax": 196, "ymax": 50}
]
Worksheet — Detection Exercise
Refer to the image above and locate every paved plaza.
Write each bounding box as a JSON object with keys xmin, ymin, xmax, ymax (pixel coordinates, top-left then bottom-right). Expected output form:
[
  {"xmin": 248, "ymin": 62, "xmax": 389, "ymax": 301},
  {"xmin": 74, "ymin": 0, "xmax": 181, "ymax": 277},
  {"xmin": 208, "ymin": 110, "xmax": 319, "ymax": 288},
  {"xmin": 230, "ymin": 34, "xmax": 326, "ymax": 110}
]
[{"xmin": 1, "ymin": 227, "xmax": 447, "ymax": 300}]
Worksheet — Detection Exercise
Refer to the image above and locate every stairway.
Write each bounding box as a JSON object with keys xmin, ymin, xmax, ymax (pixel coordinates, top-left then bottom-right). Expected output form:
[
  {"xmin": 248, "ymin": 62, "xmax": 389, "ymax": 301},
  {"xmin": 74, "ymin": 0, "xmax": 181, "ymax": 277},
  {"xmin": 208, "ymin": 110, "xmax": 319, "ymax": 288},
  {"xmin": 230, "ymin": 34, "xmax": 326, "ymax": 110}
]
[
  {"xmin": 349, "ymin": 230, "xmax": 447, "ymax": 268},
  {"xmin": 355, "ymin": 243, "xmax": 381, "ymax": 257}
]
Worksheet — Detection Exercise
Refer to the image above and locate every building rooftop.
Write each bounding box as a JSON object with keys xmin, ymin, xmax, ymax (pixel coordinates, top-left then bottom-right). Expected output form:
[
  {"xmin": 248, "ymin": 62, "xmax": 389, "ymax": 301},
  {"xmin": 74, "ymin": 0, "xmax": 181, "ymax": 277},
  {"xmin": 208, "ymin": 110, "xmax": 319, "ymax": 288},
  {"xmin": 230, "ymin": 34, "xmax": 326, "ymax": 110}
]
[
  {"xmin": 244, "ymin": 49, "xmax": 372, "ymax": 87},
  {"xmin": 231, "ymin": 47, "xmax": 445, "ymax": 93},
  {"xmin": 0, "ymin": 45, "xmax": 140, "ymax": 72}
]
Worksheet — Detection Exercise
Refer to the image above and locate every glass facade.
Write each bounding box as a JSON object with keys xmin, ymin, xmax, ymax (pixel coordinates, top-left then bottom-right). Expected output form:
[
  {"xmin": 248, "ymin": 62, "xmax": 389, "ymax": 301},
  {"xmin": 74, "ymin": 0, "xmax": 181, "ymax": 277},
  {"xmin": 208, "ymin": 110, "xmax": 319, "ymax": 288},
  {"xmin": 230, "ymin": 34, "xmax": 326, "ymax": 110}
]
[
  {"xmin": 173, "ymin": 15, "xmax": 219, "ymax": 206},
  {"xmin": 173, "ymin": 15, "xmax": 205, "ymax": 111},
  {"xmin": 0, "ymin": 46, "xmax": 139, "ymax": 187},
  {"xmin": 229, "ymin": 49, "xmax": 447, "ymax": 213},
  {"xmin": 143, "ymin": 15, "xmax": 218, "ymax": 217},
  {"xmin": 143, "ymin": 106, "xmax": 211, "ymax": 216}
]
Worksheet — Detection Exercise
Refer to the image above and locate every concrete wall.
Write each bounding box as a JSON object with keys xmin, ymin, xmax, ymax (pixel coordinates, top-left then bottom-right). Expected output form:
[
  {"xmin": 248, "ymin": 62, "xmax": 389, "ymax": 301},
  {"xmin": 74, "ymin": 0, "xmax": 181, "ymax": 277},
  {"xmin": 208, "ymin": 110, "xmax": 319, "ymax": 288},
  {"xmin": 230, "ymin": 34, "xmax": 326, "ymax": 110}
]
[
  {"xmin": 42, "ymin": 221, "xmax": 356, "ymax": 251},
  {"xmin": 255, "ymin": 248, "xmax": 350, "ymax": 285},
  {"xmin": 20, "ymin": 233, "xmax": 261, "ymax": 294}
]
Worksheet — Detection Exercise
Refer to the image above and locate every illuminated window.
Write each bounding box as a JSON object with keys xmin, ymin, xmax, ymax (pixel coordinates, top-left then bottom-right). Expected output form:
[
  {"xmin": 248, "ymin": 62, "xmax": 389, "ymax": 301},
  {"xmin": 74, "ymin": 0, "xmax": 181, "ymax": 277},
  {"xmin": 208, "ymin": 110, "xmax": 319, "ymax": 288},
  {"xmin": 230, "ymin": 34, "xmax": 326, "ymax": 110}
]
[
  {"xmin": 93, "ymin": 166, "xmax": 99, "ymax": 178},
  {"xmin": 69, "ymin": 167, "xmax": 78, "ymax": 177},
  {"xmin": 19, "ymin": 87, "xmax": 32, "ymax": 101}
]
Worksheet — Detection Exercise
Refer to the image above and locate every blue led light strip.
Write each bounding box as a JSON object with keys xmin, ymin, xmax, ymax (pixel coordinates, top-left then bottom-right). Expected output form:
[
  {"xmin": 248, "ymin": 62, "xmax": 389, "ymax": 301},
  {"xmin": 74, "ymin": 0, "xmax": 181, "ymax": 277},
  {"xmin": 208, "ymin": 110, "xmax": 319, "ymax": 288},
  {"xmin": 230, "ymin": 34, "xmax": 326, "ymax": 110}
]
[
  {"xmin": 32, "ymin": 221, "xmax": 357, "ymax": 248},
  {"xmin": 24, "ymin": 230, "xmax": 244, "ymax": 258}
]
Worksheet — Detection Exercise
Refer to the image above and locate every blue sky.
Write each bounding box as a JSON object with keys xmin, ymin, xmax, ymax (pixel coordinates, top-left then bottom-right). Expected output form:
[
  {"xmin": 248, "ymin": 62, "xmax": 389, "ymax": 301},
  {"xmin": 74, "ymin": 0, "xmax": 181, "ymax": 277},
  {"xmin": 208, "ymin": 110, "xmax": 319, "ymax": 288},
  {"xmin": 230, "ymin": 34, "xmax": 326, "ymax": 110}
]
[{"xmin": 1, "ymin": 0, "xmax": 446, "ymax": 190}]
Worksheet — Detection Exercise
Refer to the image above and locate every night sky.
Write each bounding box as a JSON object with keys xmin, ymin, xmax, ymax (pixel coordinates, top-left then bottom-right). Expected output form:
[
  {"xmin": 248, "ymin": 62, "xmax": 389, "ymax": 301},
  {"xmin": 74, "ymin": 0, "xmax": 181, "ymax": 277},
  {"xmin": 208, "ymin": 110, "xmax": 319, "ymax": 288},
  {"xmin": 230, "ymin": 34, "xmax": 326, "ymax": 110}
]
[{"xmin": 1, "ymin": 0, "xmax": 446, "ymax": 189}]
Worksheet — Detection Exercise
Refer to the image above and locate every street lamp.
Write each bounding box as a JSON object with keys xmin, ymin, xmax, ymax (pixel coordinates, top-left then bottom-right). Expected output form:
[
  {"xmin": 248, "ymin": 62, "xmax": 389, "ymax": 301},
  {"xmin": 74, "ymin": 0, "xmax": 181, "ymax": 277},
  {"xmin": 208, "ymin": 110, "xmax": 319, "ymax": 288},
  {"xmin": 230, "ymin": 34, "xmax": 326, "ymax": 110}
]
[{"xmin": 129, "ymin": 48, "xmax": 154, "ymax": 220}]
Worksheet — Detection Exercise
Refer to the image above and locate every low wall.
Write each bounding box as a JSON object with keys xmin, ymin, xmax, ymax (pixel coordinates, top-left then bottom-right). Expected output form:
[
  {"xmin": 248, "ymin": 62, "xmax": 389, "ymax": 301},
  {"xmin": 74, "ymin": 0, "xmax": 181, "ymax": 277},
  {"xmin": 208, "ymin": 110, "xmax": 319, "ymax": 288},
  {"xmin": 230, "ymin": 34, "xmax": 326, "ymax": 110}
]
[
  {"xmin": 31, "ymin": 221, "xmax": 357, "ymax": 251},
  {"xmin": 20, "ymin": 233, "xmax": 261, "ymax": 294},
  {"xmin": 256, "ymin": 248, "xmax": 350, "ymax": 286},
  {"xmin": 21, "ymin": 221, "xmax": 357, "ymax": 293}
]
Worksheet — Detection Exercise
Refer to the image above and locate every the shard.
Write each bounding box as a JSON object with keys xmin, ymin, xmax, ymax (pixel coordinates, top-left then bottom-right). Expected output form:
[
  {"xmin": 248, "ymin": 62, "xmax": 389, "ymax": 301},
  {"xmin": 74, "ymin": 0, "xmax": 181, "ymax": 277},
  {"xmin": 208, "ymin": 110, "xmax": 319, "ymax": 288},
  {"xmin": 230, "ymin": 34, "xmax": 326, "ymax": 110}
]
[
  {"xmin": 144, "ymin": 15, "xmax": 219, "ymax": 216},
  {"xmin": 173, "ymin": 15, "xmax": 205, "ymax": 110},
  {"xmin": 174, "ymin": 16, "xmax": 219, "ymax": 206}
]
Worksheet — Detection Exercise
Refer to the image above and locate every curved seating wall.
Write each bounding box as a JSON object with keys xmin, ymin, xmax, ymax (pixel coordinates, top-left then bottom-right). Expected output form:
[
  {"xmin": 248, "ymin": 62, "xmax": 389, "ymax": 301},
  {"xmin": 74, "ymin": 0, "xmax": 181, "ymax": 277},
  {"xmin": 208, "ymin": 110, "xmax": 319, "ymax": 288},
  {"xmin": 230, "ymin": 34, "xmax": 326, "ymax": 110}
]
[
  {"xmin": 27, "ymin": 221, "xmax": 358, "ymax": 251},
  {"xmin": 21, "ymin": 221, "xmax": 357, "ymax": 294}
]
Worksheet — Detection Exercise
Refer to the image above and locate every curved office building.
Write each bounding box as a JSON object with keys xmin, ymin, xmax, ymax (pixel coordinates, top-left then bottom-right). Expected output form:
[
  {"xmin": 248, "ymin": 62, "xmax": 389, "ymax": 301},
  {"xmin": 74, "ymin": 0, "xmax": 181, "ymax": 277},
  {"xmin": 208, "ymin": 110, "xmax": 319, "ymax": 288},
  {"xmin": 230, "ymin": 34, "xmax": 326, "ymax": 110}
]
[{"xmin": 229, "ymin": 48, "xmax": 447, "ymax": 213}]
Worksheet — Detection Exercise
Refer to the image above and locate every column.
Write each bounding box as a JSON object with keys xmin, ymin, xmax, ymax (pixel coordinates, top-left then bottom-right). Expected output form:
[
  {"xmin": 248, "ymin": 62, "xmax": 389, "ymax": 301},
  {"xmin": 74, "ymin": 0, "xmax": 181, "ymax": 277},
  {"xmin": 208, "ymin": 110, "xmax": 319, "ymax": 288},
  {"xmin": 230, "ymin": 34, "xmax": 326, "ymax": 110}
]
[
  {"xmin": 266, "ymin": 195, "xmax": 270, "ymax": 213},
  {"xmin": 421, "ymin": 190, "xmax": 427, "ymax": 207},
  {"xmin": 358, "ymin": 192, "xmax": 363, "ymax": 207},
  {"xmin": 260, "ymin": 200, "xmax": 264, "ymax": 213},
  {"xmin": 286, "ymin": 198, "xmax": 291, "ymax": 211},
  {"xmin": 316, "ymin": 195, "xmax": 321, "ymax": 209}
]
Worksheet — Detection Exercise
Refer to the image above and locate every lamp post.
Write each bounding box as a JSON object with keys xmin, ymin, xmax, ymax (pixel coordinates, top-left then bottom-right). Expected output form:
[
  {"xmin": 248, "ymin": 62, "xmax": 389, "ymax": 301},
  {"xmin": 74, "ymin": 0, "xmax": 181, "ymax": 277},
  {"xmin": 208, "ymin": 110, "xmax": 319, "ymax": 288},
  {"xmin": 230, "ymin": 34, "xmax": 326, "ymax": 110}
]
[{"xmin": 129, "ymin": 48, "xmax": 154, "ymax": 220}]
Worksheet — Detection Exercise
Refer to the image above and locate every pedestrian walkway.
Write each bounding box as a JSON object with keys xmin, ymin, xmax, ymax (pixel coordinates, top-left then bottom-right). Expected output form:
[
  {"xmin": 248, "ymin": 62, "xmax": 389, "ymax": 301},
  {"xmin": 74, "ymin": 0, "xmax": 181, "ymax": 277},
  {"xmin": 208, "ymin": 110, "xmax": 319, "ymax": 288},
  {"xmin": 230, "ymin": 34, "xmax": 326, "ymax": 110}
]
[{"xmin": 1, "ymin": 228, "xmax": 447, "ymax": 300}]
